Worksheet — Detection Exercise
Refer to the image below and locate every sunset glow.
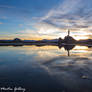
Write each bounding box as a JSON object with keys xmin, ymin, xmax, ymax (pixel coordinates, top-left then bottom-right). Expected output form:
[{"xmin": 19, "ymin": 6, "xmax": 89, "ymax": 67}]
[
  {"xmin": 1, "ymin": 0, "xmax": 92, "ymax": 92},
  {"xmin": 0, "ymin": 0, "xmax": 92, "ymax": 40}
]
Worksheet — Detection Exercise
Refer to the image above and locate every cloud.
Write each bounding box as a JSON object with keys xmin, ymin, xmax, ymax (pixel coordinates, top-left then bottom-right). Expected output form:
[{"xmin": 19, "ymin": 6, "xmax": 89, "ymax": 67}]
[
  {"xmin": 19, "ymin": 24, "xmax": 23, "ymax": 27},
  {"xmin": 0, "ymin": 5, "xmax": 34, "ymax": 22},
  {"xmin": 15, "ymin": 0, "xmax": 92, "ymax": 40},
  {"xmin": 0, "ymin": 22, "xmax": 3, "ymax": 24},
  {"xmin": 0, "ymin": 5, "xmax": 15, "ymax": 9},
  {"xmin": 39, "ymin": 0, "xmax": 92, "ymax": 31},
  {"xmin": 1, "ymin": 16, "xmax": 7, "ymax": 19}
]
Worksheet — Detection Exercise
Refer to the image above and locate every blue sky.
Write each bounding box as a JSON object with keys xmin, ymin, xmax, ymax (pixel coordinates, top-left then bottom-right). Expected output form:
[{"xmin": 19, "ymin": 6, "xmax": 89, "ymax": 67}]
[{"xmin": 0, "ymin": 0, "xmax": 92, "ymax": 40}]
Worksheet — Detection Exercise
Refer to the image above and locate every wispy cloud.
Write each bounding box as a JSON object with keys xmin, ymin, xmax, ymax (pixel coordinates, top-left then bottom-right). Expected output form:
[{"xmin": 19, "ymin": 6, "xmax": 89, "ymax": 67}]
[
  {"xmin": 0, "ymin": 22, "xmax": 3, "ymax": 24},
  {"xmin": 39, "ymin": 0, "xmax": 92, "ymax": 31},
  {"xmin": 14, "ymin": 0, "xmax": 92, "ymax": 40},
  {"xmin": 0, "ymin": 5, "xmax": 15, "ymax": 9}
]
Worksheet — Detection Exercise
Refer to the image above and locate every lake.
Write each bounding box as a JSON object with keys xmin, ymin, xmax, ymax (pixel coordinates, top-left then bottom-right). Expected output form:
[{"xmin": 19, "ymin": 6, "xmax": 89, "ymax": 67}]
[{"xmin": 0, "ymin": 45, "xmax": 92, "ymax": 92}]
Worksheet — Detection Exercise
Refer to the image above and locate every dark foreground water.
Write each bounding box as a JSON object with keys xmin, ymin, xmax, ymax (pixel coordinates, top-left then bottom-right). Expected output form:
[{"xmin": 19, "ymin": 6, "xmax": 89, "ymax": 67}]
[{"xmin": 0, "ymin": 45, "xmax": 92, "ymax": 92}]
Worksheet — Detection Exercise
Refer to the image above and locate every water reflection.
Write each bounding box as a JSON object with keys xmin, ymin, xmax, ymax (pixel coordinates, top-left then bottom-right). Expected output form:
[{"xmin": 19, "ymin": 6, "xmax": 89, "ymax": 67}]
[
  {"xmin": 58, "ymin": 44, "xmax": 75, "ymax": 56},
  {"xmin": 0, "ymin": 45, "xmax": 92, "ymax": 92}
]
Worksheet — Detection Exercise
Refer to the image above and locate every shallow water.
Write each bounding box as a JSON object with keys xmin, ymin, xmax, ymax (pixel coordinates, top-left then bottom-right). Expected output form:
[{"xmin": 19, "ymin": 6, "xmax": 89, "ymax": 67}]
[{"xmin": 0, "ymin": 45, "xmax": 92, "ymax": 92}]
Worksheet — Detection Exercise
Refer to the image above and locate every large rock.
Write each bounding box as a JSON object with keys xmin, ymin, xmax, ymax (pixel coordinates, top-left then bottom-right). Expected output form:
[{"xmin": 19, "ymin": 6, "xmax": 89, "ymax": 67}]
[
  {"xmin": 12, "ymin": 38, "xmax": 22, "ymax": 43},
  {"xmin": 63, "ymin": 35, "xmax": 76, "ymax": 44}
]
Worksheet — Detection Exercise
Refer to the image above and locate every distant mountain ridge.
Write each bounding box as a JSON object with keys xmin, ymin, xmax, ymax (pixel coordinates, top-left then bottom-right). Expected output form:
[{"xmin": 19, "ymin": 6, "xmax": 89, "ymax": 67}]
[{"xmin": 0, "ymin": 38, "xmax": 58, "ymax": 43}]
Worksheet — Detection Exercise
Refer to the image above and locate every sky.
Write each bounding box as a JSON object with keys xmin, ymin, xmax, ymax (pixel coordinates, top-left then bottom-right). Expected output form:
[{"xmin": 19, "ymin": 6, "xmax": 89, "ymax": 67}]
[{"xmin": 0, "ymin": 0, "xmax": 92, "ymax": 40}]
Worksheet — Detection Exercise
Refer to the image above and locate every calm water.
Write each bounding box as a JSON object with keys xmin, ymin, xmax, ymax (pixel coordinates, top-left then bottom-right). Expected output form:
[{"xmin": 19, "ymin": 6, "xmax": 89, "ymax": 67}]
[{"xmin": 0, "ymin": 45, "xmax": 92, "ymax": 92}]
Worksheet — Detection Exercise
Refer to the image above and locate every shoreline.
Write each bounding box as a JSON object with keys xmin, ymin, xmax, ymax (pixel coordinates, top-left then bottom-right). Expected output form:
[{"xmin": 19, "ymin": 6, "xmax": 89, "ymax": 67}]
[{"xmin": 0, "ymin": 42, "xmax": 92, "ymax": 47}]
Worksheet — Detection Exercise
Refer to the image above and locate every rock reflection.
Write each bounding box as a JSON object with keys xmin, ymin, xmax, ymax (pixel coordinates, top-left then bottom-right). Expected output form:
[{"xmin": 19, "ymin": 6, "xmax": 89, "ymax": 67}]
[{"xmin": 58, "ymin": 44, "xmax": 75, "ymax": 56}]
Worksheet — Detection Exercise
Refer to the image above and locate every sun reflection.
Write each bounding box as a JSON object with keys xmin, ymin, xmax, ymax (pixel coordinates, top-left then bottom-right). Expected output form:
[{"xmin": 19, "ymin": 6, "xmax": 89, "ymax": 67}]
[
  {"xmin": 70, "ymin": 46, "xmax": 89, "ymax": 57},
  {"xmin": 74, "ymin": 46, "xmax": 88, "ymax": 50}
]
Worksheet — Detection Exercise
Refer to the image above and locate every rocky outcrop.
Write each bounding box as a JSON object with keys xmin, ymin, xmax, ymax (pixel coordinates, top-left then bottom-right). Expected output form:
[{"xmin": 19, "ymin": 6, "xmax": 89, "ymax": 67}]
[{"xmin": 63, "ymin": 35, "xmax": 76, "ymax": 44}]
